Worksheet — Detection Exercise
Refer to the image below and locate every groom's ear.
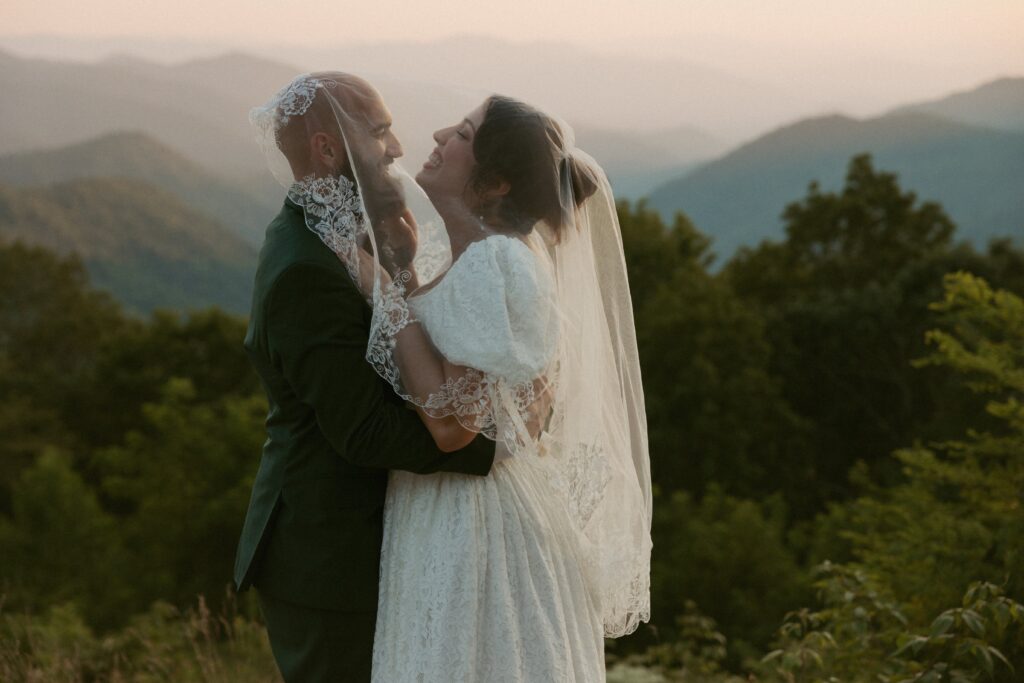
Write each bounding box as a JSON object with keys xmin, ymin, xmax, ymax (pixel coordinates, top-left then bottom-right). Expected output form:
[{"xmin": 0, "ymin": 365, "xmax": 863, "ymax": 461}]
[{"xmin": 310, "ymin": 131, "xmax": 349, "ymax": 174}]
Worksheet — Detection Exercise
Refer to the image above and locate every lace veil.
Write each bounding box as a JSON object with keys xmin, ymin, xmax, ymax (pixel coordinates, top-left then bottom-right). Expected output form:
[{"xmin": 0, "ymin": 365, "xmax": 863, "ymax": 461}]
[{"xmin": 251, "ymin": 73, "xmax": 652, "ymax": 637}]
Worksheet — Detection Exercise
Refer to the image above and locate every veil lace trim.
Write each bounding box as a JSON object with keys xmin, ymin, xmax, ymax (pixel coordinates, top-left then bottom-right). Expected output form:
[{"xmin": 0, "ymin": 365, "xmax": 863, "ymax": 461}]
[
  {"xmin": 251, "ymin": 74, "xmax": 337, "ymax": 129},
  {"xmin": 253, "ymin": 74, "xmax": 652, "ymax": 637},
  {"xmin": 286, "ymin": 175, "xmax": 546, "ymax": 447}
]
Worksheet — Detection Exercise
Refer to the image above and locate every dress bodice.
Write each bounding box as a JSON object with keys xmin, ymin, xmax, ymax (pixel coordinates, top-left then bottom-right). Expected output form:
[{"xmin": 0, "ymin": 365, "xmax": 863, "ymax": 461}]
[{"xmin": 408, "ymin": 235, "xmax": 558, "ymax": 385}]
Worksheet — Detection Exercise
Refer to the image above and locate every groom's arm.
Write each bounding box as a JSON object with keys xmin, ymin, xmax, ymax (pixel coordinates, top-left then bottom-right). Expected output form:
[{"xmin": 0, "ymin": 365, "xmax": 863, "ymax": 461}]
[{"xmin": 266, "ymin": 261, "xmax": 494, "ymax": 475}]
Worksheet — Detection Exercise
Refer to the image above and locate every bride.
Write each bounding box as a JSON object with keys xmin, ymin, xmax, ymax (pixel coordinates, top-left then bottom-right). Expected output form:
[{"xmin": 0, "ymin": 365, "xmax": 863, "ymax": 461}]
[{"xmin": 257, "ymin": 76, "xmax": 651, "ymax": 682}]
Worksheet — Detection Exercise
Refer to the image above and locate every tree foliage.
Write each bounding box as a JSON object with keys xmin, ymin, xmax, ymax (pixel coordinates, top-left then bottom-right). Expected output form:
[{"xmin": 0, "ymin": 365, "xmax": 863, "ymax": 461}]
[
  {"xmin": 619, "ymin": 201, "xmax": 811, "ymax": 506},
  {"xmin": 725, "ymin": 155, "xmax": 1024, "ymax": 511},
  {"xmin": 1, "ymin": 153, "xmax": 1023, "ymax": 680}
]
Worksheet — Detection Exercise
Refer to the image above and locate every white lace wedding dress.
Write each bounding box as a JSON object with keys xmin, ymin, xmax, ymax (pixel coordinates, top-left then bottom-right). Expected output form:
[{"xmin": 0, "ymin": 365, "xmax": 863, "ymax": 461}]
[{"xmin": 371, "ymin": 234, "xmax": 607, "ymax": 682}]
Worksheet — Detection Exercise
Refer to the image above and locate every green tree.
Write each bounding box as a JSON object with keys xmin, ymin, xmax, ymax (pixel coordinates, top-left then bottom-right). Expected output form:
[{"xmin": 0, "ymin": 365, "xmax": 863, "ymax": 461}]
[
  {"xmin": 762, "ymin": 565, "xmax": 1024, "ymax": 683},
  {"xmin": 73, "ymin": 307, "xmax": 259, "ymax": 453},
  {"xmin": 93, "ymin": 379, "xmax": 266, "ymax": 620},
  {"xmin": 0, "ymin": 243, "xmax": 125, "ymax": 507},
  {"xmin": 762, "ymin": 272, "xmax": 1024, "ymax": 681},
  {"xmin": 649, "ymin": 487, "xmax": 810, "ymax": 665},
  {"xmin": 843, "ymin": 273, "xmax": 1024, "ymax": 624},
  {"xmin": 618, "ymin": 201, "xmax": 810, "ymax": 505},
  {"xmin": 0, "ymin": 450, "xmax": 126, "ymax": 626},
  {"xmin": 725, "ymin": 155, "xmax": 1024, "ymax": 511},
  {"xmin": 0, "ymin": 242, "xmax": 266, "ymax": 629}
]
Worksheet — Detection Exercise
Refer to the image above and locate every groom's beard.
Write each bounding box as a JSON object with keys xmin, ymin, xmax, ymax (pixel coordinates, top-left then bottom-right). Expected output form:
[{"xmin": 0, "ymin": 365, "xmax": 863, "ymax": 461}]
[
  {"xmin": 358, "ymin": 163, "xmax": 406, "ymax": 222},
  {"xmin": 349, "ymin": 159, "xmax": 413, "ymax": 272}
]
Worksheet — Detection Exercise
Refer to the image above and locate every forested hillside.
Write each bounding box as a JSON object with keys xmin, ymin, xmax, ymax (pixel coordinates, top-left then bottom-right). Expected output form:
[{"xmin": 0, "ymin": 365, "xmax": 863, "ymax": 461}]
[
  {"xmin": 0, "ymin": 178, "xmax": 256, "ymax": 313},
  {"xmin": 648, "ymin": 112, "xmax": 1024, "ymax": 261},
  {"xmin": 0, "ymin": 132, "xmax": 278, "ymax": 245},
  {"xmin": 2, "ymin": 154, "xmax": 1022, "ymax": 680}
]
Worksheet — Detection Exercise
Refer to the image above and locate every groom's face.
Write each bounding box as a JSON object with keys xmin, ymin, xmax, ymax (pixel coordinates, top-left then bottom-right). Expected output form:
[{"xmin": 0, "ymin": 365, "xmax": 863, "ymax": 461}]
[{"xmin": 350, "ymin": 93, "xmax": 403, "ymax": 178}]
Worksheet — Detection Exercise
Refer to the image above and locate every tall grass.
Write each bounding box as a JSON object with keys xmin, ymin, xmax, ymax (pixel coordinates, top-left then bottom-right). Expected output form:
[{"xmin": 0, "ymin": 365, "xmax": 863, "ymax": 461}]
[{"xmin": 0, "ymin": 593, "xmax": 280, "ymax": 682}]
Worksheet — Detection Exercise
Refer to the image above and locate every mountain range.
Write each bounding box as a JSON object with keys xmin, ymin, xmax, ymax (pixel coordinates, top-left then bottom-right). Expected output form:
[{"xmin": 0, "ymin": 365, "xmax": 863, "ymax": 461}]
[
  {"xmin": 649, "ymin": 78, "xmax": 1024, "ymax": 261},
  {"xmin": 0, "ymin": 48, "xmax": 720, "ymax": 199},
  {"xmin": 0, "ymin": 48, "xmax": 1020, "ymax": 311},
  {"xmin": 573, "ymin": 124, "xmax": 727, "ymax": 198},
  {"xmin": 892, "ymin": 77, "xmax": 1024, "ymax": 132},
  {"xmin": 0, "ymin": 178, "xmax": 256, "ymax": 313},
  {"xmin": 0, "ymin": 49, "xmax": 286, "ymax": 178},
  {"xmin": 0, "ymin": 35, "xmax": 826, "ymax": 141},
  {"xmin": 0, "ymin": 132, "xmax": 278, "ymax": 245}
]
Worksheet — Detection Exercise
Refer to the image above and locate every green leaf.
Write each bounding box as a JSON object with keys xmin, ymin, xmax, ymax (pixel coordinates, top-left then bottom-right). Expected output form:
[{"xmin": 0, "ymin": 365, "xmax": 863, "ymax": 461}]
[
  {"xmin": 992, "ymin": 602, "xmax": 1011, "ymax": 631},
  {"xmin": 960, "ymin": 609, "xmax": 985, "ymax": 637},
  {"xmin": 1010, "ymin": 603, "xmax": 1024, "ymax": 623},
  {"xmin": 930, "ymin": 612, "xmax": 955, "ymax": 637},
  {"xmin": 973, "ymin": 643, "xmax": 994, "ymax": 675},
  {"xmin": 893, "ymin": 636, "xmax": 928, "ymax": 658},
  {"xmin": 988, "ymin": 646, "xmax": 1013, "ymax": 672}
]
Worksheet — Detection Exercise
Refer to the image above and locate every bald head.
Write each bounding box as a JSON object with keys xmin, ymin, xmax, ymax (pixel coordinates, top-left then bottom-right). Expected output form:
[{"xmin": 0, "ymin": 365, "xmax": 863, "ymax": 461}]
[
  {"xmin": 275, "ymin": 72, "xmax": 401, "ymax": 182},
  {"xmin": 311, "ymin": 71, "xmax": 379, "ymax": 112}
]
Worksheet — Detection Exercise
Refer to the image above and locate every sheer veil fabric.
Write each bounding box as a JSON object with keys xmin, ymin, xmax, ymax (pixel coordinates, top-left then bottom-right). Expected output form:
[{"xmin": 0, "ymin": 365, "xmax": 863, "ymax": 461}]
[{"xmin": 251, "ymin": 73, "xmax": 652, "ymax": 638}]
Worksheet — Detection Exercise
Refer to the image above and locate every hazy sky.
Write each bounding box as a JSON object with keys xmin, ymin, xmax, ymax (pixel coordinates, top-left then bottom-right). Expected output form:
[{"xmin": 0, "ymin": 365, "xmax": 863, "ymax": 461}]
[
  {"xmin": 4, "ymin": 0, "xmax": 1022, "ymax": 63},
  {"xmin": 3, "ymin": 0, "xmax": 1022, "ymax": 127}
]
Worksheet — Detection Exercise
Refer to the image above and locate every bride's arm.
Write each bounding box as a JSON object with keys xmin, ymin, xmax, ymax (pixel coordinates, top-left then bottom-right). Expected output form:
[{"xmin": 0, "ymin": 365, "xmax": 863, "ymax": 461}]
[
  {"xmin": 393, "ymin": 323, "xmax": 478, "ymax": 453},
  {"xmin": 395, "ymin": 314, "xmax": 553, "ymax": 452},
  {"xmin": 353, "ymin": 247, "xmax": 477, "ymax": 452}
]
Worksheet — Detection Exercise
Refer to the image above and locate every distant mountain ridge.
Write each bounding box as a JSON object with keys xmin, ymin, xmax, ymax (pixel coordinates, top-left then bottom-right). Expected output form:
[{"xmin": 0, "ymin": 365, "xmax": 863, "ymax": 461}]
[
  {"xmin": 648, "ymin": 108, "xmax": 1024, "ymax": 261},
  {"xmin": 0, "ymin": 49, "xmax": 728, "ymax": 200},
  {"xmin": 280, "ymin": 35, "xmax": 802, "ymax": 139},
  {"xmin": 0, "ymin": 178, "xmax": 256, "ymax": 313},
  {"xmin": 574, "ymin": 124, "xmax": 727, "ymax": 197},
  {"xmin": 0, "ymin": 132, "xmax": 278, "ymax": 245},
  {"xmin": 893, "ymin": 77, "xmax": 1024, "ymax": 132},
  {"xmin": 0, "ymin": 50, "xmax": 273, "ymax": 177},
  {"xmin": 0, "ymin": 35, "xmax": 815, "ymax": 139},
  {"xmin": 0, "ymin": 47, "xmax": 1020, "ymax": 310}
]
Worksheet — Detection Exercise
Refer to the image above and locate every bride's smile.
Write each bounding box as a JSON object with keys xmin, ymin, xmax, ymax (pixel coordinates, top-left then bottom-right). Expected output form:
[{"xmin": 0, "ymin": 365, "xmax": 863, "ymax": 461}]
[{"xmin": 414, "ymin": 101, "xmax": 486, "ymax": 199}]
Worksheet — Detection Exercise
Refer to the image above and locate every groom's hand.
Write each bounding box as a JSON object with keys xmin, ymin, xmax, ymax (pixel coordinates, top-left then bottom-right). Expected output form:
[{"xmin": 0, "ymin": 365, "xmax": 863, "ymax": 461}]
[
  {"xmin": 379, "ymin": 208, "xmax": 418, "ymax": 274},
  {"xmin": 392, "ymin": 209, "xmax": 419, "ymax": 267}
]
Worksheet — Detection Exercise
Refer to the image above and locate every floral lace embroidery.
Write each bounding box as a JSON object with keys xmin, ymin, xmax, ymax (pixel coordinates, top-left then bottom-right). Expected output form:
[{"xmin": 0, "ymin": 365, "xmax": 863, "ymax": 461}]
[
  {"xmin": 289, "ymin": 174, "xmax": 418, "ymax": 356},
  {"xmin": 411, "ymin": 219, "xmax": 451, "ymax": 283},
  {"xmin": 550, "ymin": 441, "xmax": 613, "ymax": 528},
  {"xmin": 289, "ymin": 176, "xmax": 364, "ymax": 258},
  {"xmin": 290, "ymin": 175, "xmax": 554, "ymax": 447},
  {"xmin": 366, "ymin": 276, "xmax": 416, "ymax": 385},
  {"xmin": 249, "ymin": 74, "xmax": 338, "ymax": 134}
]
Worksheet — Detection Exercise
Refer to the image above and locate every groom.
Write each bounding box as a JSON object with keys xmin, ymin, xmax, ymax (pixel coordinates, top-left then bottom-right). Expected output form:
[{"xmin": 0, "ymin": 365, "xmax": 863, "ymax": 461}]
[{"xmin": 234, "ymin": 72, "xmax": 495, "ymax": 682}]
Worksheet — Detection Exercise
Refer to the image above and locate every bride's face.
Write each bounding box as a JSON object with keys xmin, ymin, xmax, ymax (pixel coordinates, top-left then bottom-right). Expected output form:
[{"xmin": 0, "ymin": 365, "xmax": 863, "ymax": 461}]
[{"xmin": 416, "ymin": 101, "xmax": 487, "ymax": 203}]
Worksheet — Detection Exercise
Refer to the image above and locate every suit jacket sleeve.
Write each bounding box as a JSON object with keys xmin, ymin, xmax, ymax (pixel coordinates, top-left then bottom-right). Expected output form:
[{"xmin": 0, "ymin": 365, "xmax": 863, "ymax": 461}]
[{"xmin": 265, "ymin": 260, "xmax": 494, "ymax": 475}]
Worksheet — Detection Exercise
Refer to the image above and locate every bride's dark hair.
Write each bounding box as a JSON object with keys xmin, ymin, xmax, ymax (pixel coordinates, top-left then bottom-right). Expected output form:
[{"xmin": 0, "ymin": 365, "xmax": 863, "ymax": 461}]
[{"xmin": 470, "ymin": 95, "xmax": 598, "ymax": 237}]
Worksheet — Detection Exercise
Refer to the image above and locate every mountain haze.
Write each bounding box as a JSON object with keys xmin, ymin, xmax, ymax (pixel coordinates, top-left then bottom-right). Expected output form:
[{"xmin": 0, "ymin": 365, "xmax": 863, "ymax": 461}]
[
  {"xmin": 0, "ymin": 49, "xmax": 725, "ymax": 199},
  {"xmin": 0, "ymin": 51, "xmax": 271, "ymax": 177},
  {"xmin": 0, "ymin": 178, "xmax": 256, "ymax": 313},
  {"xmin": 574, "ymin": 124, "xmax": 727, "ymax": 198},
  {"xmin": 0, "ymin": 132, "xmax": 278, "ymax": 245},
  {"xmin": 286, "ymin": 36, "xmax": 804, "ymax": 140},
  {"xmin": 893, "ymin": 77, "xmax": 1024, "ymax": 132},
  {"xmin": 1, "ymin": 47, "xmax": 1020, "ymax": 304},
  {"xmin": 649, "ymin": 110, "xmax": 1024, "ymax": 261}
]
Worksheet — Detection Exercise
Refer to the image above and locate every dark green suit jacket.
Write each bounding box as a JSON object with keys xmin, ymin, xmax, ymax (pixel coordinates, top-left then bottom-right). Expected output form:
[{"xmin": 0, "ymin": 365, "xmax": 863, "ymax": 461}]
[{"xmin": 234, "ymin": 198, "xmax": 494, "ymax": 612}]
